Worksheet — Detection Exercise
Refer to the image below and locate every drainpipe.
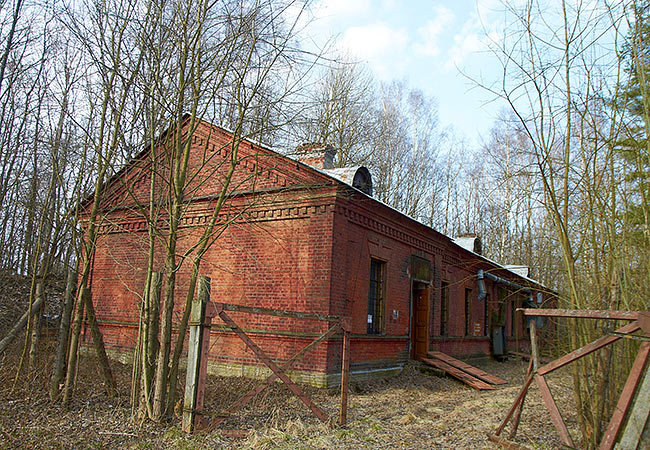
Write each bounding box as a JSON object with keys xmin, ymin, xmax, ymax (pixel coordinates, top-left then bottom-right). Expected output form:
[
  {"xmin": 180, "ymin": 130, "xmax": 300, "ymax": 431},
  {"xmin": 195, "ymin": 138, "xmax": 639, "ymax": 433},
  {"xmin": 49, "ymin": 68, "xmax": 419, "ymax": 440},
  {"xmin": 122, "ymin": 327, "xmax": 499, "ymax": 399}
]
[
  {"xmin": 477, "ymin": 270, "xmax": 487, "ymax": 301},
  {"xmin": 477, "ymin": 269, "xmax": 532, "ymax": 301}
]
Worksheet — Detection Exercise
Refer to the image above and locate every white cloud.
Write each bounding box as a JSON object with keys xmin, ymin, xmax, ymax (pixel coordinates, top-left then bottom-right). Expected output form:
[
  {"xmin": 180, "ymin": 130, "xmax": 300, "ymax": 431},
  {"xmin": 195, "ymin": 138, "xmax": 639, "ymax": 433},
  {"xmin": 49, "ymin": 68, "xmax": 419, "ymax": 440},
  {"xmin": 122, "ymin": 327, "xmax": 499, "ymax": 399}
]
[
  {"xmin": 338, "ymin": 22, "xmax": 409, "ymax": 79},
  {"xmin": 414, "ymin": 5, "xmax": 455, "ymax": 57},
  {"xmin": 313, "ymin": 0, "xmax": 372, "ymax": 18},
  {"xmin": 445, "ymin": 1, "xmax": 502, "ymax": 71},
  {"xmin": 446, "ymin": 31, "xmax": 484, "ymax": 70}
]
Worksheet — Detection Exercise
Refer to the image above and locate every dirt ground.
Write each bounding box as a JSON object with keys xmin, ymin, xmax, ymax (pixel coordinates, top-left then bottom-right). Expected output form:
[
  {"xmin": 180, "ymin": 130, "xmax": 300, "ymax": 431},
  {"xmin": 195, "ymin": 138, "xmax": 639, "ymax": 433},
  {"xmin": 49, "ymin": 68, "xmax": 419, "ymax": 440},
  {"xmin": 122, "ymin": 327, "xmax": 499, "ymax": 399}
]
[
  {"xmin": 0, "ymin": 271, "xmax": 581, "ymax": 449},
  {"xmin": 0, "ymin": 339, "xmax": 581, "ymax": 450}
]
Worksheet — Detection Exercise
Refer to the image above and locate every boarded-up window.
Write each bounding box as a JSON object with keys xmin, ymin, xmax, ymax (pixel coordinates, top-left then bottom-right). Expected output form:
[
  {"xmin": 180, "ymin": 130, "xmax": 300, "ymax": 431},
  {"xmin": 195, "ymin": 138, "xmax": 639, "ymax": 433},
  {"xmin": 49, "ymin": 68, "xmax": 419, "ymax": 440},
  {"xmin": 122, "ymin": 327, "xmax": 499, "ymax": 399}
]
[
  {"xmin": 367, "ymin": 258, "xmax": 386, "ymax": 334},
  {"xmin": 411, "ymin": 256, "xmax": 431, "ymax": 282},
  {"xmin": 465, "ymin": 288, "xmax": 472, "ymax": 336},
  {"xmin": 440, "ymin": 281, "xmax": 449, "ymax": 336}
]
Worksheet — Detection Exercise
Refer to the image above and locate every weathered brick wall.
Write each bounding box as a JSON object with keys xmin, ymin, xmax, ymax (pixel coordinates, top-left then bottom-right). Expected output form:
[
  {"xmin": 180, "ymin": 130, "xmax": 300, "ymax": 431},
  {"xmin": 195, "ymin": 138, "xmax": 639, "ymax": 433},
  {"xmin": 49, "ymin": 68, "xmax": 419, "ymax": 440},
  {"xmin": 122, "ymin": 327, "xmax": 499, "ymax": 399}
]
[
  {"xmin": 326, "ymin": 188, "xmax": 540, "ymax": 365},
  {"xmin": 84, "ymin": 121, "xmax": 342, "ymax": 378},
  {"xmin": 87, "ymin": 191, "xmax": 338, "ymax": 375}
]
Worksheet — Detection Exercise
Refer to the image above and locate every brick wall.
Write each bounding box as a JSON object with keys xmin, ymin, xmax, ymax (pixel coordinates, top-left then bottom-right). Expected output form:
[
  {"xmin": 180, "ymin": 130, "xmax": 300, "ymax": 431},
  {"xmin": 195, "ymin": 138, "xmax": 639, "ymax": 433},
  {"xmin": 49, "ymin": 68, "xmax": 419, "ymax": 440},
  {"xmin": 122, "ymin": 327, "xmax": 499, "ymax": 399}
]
[{"xmin": 84, "ymin": 119, "xmax": 548, "ymax": 386}]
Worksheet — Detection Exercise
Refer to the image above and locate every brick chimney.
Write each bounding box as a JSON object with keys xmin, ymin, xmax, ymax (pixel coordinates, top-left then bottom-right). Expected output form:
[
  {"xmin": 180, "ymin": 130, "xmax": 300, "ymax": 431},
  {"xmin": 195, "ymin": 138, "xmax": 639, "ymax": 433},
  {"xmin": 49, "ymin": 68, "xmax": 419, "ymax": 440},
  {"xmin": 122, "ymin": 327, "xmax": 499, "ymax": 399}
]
[{"xmin": 296, "ymin": 143, "xmax": 336, "ymax": 170}]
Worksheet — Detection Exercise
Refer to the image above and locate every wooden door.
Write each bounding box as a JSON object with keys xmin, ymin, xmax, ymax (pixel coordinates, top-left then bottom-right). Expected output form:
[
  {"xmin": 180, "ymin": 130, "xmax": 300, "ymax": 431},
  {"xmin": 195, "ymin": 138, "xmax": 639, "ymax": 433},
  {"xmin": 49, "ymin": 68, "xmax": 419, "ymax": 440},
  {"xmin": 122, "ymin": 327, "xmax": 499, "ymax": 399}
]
[{"xmin": 412, "ymin": 284, "xmax": 430, "ymax": 360}]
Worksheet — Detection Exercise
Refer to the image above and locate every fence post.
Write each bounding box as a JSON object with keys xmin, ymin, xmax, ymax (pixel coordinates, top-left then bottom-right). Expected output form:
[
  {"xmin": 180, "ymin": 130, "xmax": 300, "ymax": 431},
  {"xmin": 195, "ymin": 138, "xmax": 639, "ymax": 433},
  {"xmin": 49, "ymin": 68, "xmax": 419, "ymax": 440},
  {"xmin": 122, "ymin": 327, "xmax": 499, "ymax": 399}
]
[
  {"xmin": 339, "ymin": 317, "xmax": 351, "ymax": 426},
  {"xmin": 182, "ymin": 276, "xmax": 215, "ymax": 433},
  {"xmin": 530, "ymin": 319, "xmax": 539, "ymax": 372}
]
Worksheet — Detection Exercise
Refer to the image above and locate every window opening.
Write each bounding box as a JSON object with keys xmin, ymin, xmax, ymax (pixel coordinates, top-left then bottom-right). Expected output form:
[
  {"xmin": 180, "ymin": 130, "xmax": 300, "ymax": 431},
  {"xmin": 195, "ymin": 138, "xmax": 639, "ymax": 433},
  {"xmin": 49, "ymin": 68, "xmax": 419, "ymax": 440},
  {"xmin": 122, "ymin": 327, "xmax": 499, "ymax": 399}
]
[
  {"xmin": 367, "ymin": 258, "xmax": 386, "ymax": 334},
  {"xmin": 484, "ymin": 293, "xmax": 490, "ymax": 336},
  {"xmin": 440, "ymin": 281, "xmax": 449, "ymax": 336},
  {"xmin": 465, "ymin": 288, "xmax": 472, "ymax": 336}
]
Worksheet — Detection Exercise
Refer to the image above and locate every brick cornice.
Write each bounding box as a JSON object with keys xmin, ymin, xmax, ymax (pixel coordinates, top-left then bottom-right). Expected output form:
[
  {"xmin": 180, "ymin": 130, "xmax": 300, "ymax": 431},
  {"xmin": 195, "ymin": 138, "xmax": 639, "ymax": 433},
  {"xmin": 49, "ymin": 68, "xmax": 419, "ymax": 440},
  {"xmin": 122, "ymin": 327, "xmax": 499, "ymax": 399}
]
[
  {"xmin": 336, "ymin": 203, "xmax": 445, "ymax": 257},
  {"xmin": 95, "ymin": 197, "xmax": 337, "ymax": 235}
]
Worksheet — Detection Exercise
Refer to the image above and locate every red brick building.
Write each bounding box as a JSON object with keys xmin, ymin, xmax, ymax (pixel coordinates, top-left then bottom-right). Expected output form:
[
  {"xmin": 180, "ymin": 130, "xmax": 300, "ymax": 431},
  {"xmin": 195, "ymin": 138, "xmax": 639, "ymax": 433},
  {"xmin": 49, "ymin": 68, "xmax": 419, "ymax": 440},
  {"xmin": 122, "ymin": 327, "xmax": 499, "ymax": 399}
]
[{"xmin": 84, "ymin": 118, "xmax": 550, "ymax": 387}]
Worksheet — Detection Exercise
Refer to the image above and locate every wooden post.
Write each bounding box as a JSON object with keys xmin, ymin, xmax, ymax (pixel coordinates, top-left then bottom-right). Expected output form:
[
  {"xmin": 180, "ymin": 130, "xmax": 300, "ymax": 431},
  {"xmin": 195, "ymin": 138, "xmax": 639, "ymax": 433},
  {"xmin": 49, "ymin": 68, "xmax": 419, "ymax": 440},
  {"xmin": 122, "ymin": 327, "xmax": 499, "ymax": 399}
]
[
  {"xmin": 339, "ymin": 318, "xmax": 351, "ymax": 426},
  {"xmin": 529, "ymin": 319, "xmax": 539, "ymax": 372},
  {"xmin": 182, "ymin": 276, "xmax": 215, "ymax": 433},
  {"xmin": 600, "ymin": 341, "xmax": 650, "ymax": 450},
  {"xmin": 615, "ymin": 353, "xmax": 650, "ymax": 449}
]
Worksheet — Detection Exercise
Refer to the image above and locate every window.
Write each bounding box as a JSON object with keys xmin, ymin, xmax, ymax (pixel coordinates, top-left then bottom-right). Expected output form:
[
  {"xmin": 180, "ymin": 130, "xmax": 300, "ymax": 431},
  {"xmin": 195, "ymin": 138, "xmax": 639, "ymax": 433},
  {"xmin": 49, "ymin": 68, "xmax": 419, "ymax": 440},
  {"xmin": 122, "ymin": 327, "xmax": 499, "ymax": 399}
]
[
  {"xmin": 440, "ymin": 281, "xmax": 449, "ymax": 336},
  {"xmin": 465, "ymin": 288, "xmax": 472, "ymax": 336},
  {"xmin": 483, "ymin": 293, "xmax": 490, "ymax": 336},
  {"xmin": 367, "ymin": 258, "xmax": 386, "ymax": 334}
]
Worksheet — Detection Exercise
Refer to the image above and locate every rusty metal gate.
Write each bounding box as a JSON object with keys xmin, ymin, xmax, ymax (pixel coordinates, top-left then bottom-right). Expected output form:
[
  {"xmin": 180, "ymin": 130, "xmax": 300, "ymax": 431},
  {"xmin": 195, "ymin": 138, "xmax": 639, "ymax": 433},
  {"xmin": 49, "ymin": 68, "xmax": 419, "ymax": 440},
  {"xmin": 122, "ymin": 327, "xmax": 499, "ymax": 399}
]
[
  {"xmin": 182, "ymin": 276, "xmax": 351, "ymax": 436},
  {"xmin": 490, "ymin": 308, "xmax": 650, "ymax": 450}
]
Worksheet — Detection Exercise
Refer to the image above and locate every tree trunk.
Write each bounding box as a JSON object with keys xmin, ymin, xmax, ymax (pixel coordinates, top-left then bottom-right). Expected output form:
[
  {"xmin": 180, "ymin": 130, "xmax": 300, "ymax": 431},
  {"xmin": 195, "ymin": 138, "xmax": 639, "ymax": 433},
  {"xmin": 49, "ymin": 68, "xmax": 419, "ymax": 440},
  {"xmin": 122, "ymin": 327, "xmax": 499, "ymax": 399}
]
[
  {"xmin": 138, "ymin": 271, "xmax": 161, "ymax": 417},
  {"xmin": 0, "ymin": 288, "xmax": 46, "ymax": 354},
  {"xmin": 28, "ymin": 280, "xmax": 45, "ymax": 367},
  {"xmin": 50, "ymin": 269, "xmax": 77, "ymax": 401},
  {"xmin": 62, "ymin": 287, "xmax": 85, "ymax": 408},
  {"xmin": 82, "ymin": 287, "xmax": 116, "ymax": 397}
]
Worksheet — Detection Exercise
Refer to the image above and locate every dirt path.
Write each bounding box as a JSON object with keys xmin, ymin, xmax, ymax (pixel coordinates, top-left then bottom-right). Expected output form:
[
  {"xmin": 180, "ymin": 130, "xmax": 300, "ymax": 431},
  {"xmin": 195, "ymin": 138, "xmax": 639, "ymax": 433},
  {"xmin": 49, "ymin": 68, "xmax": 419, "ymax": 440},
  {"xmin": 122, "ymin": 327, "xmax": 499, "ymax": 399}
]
[{"xmin": 0, "ymin": 345, "xmax": 580, "ymax": 450}]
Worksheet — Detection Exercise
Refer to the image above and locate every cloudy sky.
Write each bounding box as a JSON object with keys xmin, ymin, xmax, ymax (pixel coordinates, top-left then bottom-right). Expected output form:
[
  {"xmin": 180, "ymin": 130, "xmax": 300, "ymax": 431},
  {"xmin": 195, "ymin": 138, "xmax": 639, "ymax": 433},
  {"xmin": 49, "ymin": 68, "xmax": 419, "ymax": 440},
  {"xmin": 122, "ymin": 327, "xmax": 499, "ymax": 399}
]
[{"xmin": 299, "ymin": 0, "xmax": 508, "ymax": 145}]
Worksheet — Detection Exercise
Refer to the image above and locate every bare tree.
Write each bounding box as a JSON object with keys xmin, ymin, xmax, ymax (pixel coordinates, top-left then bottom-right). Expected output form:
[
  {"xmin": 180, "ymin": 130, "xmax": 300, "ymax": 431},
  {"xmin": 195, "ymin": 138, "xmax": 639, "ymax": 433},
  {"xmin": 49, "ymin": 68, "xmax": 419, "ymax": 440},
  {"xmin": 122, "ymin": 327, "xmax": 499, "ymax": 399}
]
[
  {"xmin": 99, "ymin": 0, "xmax": 319, "ymax": 421},
  {"xmin": 293, "ymin": 56, "xmax": 377, "ymax": 166},
  {"xmin": 480, "ymin": 0, "xmax": 645, "ymax": 446}
]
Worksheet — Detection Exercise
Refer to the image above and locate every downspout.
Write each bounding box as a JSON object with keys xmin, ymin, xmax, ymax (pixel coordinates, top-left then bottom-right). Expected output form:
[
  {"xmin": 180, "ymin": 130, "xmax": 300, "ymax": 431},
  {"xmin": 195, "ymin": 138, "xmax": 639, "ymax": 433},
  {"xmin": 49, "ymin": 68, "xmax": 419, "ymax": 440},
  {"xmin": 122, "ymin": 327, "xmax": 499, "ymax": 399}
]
[
  {"xmin": 477, "ymin": 270, "xmax": 488, "ymax": 301},
  {"xmin": 478, "ymin": 269, "xmax": 539, "ymax": 356},
  {"xmin": 478, "ymin": 269, "xmax": 541, "ymax": 331},
  {"xmin": 477, "ymin": 269, "xmax": 532, "ymax": 300}
]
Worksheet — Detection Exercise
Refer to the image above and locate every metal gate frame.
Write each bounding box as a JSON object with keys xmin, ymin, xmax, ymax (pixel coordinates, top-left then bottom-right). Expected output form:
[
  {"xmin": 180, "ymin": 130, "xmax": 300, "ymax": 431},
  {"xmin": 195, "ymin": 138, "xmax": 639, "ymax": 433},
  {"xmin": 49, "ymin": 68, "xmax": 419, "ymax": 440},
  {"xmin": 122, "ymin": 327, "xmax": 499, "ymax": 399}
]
[
  {"xmin": 182, "ymin": 277, "xmax": 351, "ymax": 436},
  {"xmin": 489, "ymin": 308, "xmax": 650, "ymax": 450}
]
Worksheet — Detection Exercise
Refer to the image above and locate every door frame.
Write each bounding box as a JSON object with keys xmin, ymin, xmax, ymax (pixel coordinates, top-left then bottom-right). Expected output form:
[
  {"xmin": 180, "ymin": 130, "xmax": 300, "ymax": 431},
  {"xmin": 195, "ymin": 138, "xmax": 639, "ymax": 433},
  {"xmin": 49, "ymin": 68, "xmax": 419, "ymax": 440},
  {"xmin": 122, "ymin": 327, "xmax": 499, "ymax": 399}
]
[{"xmin": 410, "ymin": 280, "xmax": 431, "ymax": 360}]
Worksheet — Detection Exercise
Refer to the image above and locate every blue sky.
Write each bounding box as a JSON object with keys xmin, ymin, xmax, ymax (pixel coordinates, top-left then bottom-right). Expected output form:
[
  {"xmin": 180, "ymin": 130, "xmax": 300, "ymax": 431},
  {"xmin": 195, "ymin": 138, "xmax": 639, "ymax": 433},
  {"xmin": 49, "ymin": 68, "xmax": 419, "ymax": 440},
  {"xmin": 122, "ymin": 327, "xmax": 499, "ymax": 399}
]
[{"xmin": 296, "ymin": 0, "xmax": 510, "ymax": 146}]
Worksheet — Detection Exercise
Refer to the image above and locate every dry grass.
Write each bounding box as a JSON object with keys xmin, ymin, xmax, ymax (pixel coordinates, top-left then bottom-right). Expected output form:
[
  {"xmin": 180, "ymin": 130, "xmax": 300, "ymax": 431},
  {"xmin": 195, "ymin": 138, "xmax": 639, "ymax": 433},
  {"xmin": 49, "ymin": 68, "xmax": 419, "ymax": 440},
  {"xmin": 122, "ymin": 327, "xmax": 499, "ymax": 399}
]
[
  {"xmin": 0, "ymin": 339, "xmax": 581, "ymax": 450},
  {"xmin": 0, "ymin": 272, "xmax": 581, "ymax": 449}
]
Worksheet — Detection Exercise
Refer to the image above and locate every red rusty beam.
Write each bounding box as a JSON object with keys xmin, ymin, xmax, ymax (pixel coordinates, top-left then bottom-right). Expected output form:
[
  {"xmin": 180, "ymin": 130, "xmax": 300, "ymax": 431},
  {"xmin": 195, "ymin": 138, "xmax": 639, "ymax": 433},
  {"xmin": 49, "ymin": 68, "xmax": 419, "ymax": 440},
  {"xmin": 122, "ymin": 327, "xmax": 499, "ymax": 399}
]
[
  {"xmin": 535, "ymin": 374, "xmax": 574, "ymax": 448},
  {"xmin": 203, "ymin": 321, "xmax": 342, "ymax": 433},
  {"xmin": 518, "ymin": 308, "xmax": 639, "ymax": 320},
  {"xmin": 214, "ymin": 302, "xmax": 340, "ymax": 322},
  {"xmin": 216, "ymin": 308, "xmax": 331, "ymax": 424},
  {"xmin": 509, "ymin": 358, "xmax": 533, "ymax": 439},
  {"xmin": 538, "ymin": 321, "xmax": 641, "ymax": 376},
  {"xmin": 218, "ymin": 429, "xmax": 250, "ymax": 439},
  {"xmin": 639, "ymin": 312, "xmax": 650, "ymax": 334},
  {"xmin": 599, "ymin": 341, "xmax": 650, "ymax": 450},
  {"xmin": 495, "ymin": 373, "xmax": 535, "ymax": 436}
]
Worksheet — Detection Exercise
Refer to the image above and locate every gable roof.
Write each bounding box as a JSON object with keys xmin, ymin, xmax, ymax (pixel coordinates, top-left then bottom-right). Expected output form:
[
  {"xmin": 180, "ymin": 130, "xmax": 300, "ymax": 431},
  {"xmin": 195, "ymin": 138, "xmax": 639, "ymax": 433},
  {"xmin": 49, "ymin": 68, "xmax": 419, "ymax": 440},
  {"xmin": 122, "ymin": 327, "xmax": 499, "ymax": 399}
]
[
  {"xmin": 86, "ymin": 116, "xmax": 550, "ymax": 293},
  {"xmin": 82, "ymin": 115, "xmax": 336, "ymax": 213}
]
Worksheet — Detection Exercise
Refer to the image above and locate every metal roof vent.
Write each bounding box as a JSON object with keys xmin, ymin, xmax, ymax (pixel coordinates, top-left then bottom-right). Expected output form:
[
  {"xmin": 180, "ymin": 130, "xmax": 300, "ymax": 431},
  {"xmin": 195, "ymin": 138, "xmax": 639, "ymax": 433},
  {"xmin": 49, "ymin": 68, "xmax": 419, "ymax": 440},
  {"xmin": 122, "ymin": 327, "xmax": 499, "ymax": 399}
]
[
  {"xmin": 323, "ymin": 166, "xmax": 373, "ymax": 196},
  {"xmin": 352, "ymin": 167, "xmax": 372, "ymax": 196}
]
